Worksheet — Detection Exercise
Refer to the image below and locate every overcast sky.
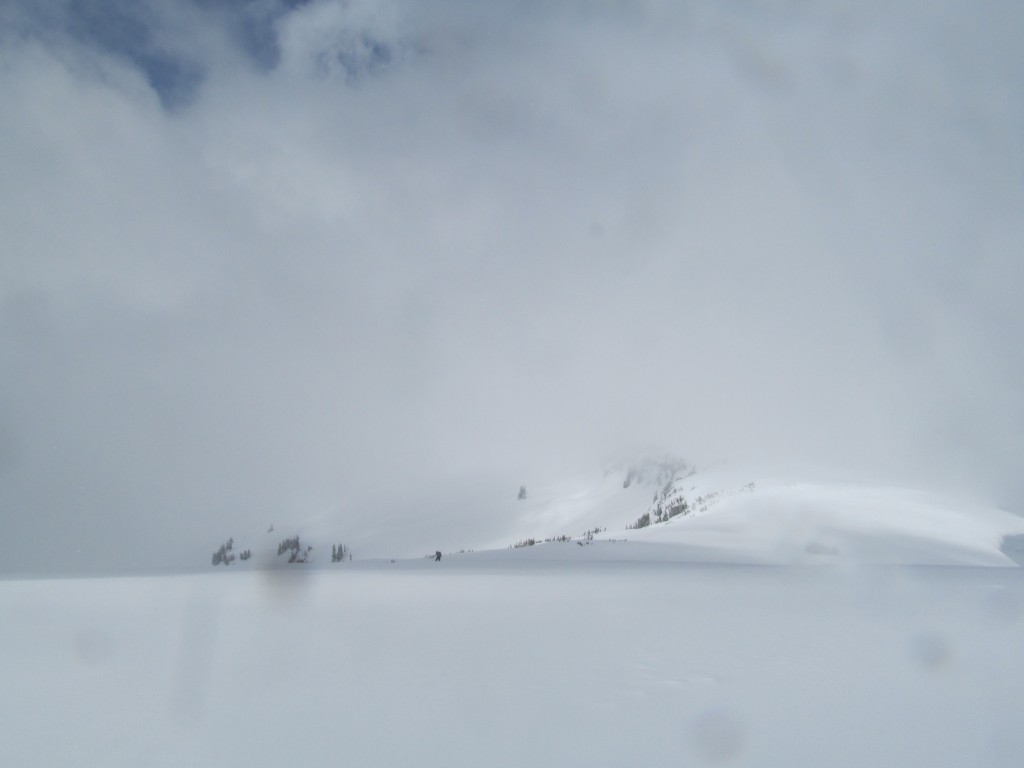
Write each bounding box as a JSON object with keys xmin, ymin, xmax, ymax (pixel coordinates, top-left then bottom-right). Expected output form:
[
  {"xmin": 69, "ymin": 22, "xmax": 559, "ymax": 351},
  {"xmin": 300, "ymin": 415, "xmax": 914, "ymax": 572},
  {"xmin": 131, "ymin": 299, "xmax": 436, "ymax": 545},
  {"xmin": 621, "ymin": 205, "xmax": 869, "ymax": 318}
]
[{"xmin": 1, "ymin": 0, "xmax": 1022, "ymax": 572}]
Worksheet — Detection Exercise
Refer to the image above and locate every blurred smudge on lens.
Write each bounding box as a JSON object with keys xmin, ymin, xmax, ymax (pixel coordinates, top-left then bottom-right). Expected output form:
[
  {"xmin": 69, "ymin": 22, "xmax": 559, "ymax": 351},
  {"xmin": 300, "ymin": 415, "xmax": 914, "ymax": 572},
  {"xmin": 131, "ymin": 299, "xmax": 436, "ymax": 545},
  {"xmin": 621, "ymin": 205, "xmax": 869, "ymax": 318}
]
[{"xmin": 691, "ymin": 707, "xmax": 745, "ymax": 763}]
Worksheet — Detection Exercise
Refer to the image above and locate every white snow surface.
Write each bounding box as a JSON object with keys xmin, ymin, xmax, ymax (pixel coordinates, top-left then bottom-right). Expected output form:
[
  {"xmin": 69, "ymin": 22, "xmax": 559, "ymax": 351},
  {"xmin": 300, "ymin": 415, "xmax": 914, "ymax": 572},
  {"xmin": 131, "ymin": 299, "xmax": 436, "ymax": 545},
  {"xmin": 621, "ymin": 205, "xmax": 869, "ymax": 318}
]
[
  {"xmin": 616, "ymin": 477, "xmax": 1024, "ymax": 567},
  {"xmin": 233, "ymin": 465, "xmax": 1024, "ymax": 569},
  {"xmin": 3, "ymin": 562, "xmax": 1024, "ymax": 767},
  {"xmin": 8, "ymin": 469, "xmax": 1021, "ymax": 765},
  {"xmin": 473, "ymin": 466, "xmax": 1024, "ymax": 567}
]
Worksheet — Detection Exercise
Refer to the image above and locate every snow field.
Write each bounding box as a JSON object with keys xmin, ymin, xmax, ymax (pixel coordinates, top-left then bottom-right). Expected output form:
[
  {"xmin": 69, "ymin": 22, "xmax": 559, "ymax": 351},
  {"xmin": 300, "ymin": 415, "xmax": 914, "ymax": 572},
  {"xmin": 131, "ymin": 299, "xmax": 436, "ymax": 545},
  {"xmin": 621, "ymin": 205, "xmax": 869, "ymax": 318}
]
[{"xmin": 2, "ymin": 562, "xmax": 1024, "ymax": 767}]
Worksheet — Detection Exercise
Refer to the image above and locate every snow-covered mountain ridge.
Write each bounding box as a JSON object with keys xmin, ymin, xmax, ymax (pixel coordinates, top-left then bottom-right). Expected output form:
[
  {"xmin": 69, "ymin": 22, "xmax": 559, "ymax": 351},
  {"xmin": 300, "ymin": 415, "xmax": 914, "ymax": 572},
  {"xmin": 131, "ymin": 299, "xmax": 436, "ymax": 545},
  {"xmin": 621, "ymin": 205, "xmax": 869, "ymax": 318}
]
[
  {"xmin": 486, "ymin": 461, "xmax": 1024, "ymax": 567},
  {"xmin": 211, "ymin": 459, "xmax": 1024, "ymax": 569}
]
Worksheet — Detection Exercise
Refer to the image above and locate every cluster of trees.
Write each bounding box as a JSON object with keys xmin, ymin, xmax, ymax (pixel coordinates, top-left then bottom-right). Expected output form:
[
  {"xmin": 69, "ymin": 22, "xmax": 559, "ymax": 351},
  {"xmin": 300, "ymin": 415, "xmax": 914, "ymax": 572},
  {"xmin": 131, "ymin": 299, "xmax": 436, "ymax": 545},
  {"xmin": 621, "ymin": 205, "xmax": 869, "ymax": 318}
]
[
  {"xmin": 211, "ymin": 539, "xmax": 252, "ymax": 565},
  {"xmin": 211, "ymin": 538, "xmax": 235, "ymax": 566},
  {"xmin": 278, "ymin": 536, "xmax": 311, "ymax": 563},
  {"xmin": 210, "ymin": 534, "xmax": 351, "ymax": 567},
  {"xmin": 506, "ymin": 525, "xmax": 609, "ymax": 549},
  {"xmin": 654, "ymin": 496, "xmax": 690, "ymax": 524},
  {"xmin": 574, "ymin": 527, "xmax": 608, "ymax": 546},
  {"xmin": 277, "ymin": 536, "xmax": 300, "ymax": 556},
  {"xmin": 630, "ymin": 494, "xmax": 692, "ymax": 529},
  {"xmin": 627, "ymin": 512, "xmax": 652, "ymax": 530},
  {"xmin": 693, "ymin": 490, "xmax": 722, "ymax": 514},
  {"xmin": 641, "ymin": 470, "xmax": 695, "ymax": 525}
]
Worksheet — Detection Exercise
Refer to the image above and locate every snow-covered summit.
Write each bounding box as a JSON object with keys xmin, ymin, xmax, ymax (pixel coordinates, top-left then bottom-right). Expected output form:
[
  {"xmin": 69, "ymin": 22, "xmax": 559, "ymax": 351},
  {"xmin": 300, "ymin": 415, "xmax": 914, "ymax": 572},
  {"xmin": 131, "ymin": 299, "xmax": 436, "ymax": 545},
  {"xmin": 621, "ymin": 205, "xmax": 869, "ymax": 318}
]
[{"xmin": 483, "ymin": 461, "xmax": 1024, "ymax": 567}]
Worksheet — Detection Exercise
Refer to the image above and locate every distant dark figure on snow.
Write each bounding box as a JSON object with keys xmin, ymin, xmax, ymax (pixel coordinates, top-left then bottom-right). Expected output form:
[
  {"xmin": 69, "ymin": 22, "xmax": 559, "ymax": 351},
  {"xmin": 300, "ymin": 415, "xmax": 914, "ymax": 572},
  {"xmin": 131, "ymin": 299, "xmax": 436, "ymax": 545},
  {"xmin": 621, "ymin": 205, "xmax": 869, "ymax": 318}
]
[{"xmin": 435, "ymin": 551, "xmax": 442, "ymax": 562}]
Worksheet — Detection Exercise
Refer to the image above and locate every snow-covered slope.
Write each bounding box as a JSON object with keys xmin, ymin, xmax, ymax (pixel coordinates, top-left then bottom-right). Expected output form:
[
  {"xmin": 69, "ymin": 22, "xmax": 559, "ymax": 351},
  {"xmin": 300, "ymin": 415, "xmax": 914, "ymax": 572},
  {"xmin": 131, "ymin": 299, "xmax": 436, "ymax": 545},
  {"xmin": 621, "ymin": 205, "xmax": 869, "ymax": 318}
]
[
  {"xmin": 208, "ymin": 458, "xmax": 1024, "ymax": 570},
  {"xmin": 474, "ymin": 462, "xmax": 1024, "ymax": 567}
]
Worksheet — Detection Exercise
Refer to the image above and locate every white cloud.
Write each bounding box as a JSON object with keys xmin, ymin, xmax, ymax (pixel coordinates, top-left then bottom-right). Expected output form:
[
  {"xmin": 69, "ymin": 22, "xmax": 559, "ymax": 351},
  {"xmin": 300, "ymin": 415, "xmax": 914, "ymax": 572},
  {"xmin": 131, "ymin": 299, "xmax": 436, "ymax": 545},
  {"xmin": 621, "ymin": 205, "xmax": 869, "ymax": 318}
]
[
  {"xmin": 275, "ymin": 0, "xmax": 404, "ymax": 80},
  {"xmin": 1, "ymin": 0, "xmax": 1022, "ymax": 570}
]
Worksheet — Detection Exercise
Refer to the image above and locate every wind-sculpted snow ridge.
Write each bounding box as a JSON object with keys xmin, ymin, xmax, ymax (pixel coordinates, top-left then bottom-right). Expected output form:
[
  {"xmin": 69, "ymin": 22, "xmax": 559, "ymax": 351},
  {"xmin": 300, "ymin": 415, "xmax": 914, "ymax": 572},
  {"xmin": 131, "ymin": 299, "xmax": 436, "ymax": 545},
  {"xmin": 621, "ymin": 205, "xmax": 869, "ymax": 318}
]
[{"xmin": 490, "ymin": 463, "xmax": 1024, "ymax": 567}]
